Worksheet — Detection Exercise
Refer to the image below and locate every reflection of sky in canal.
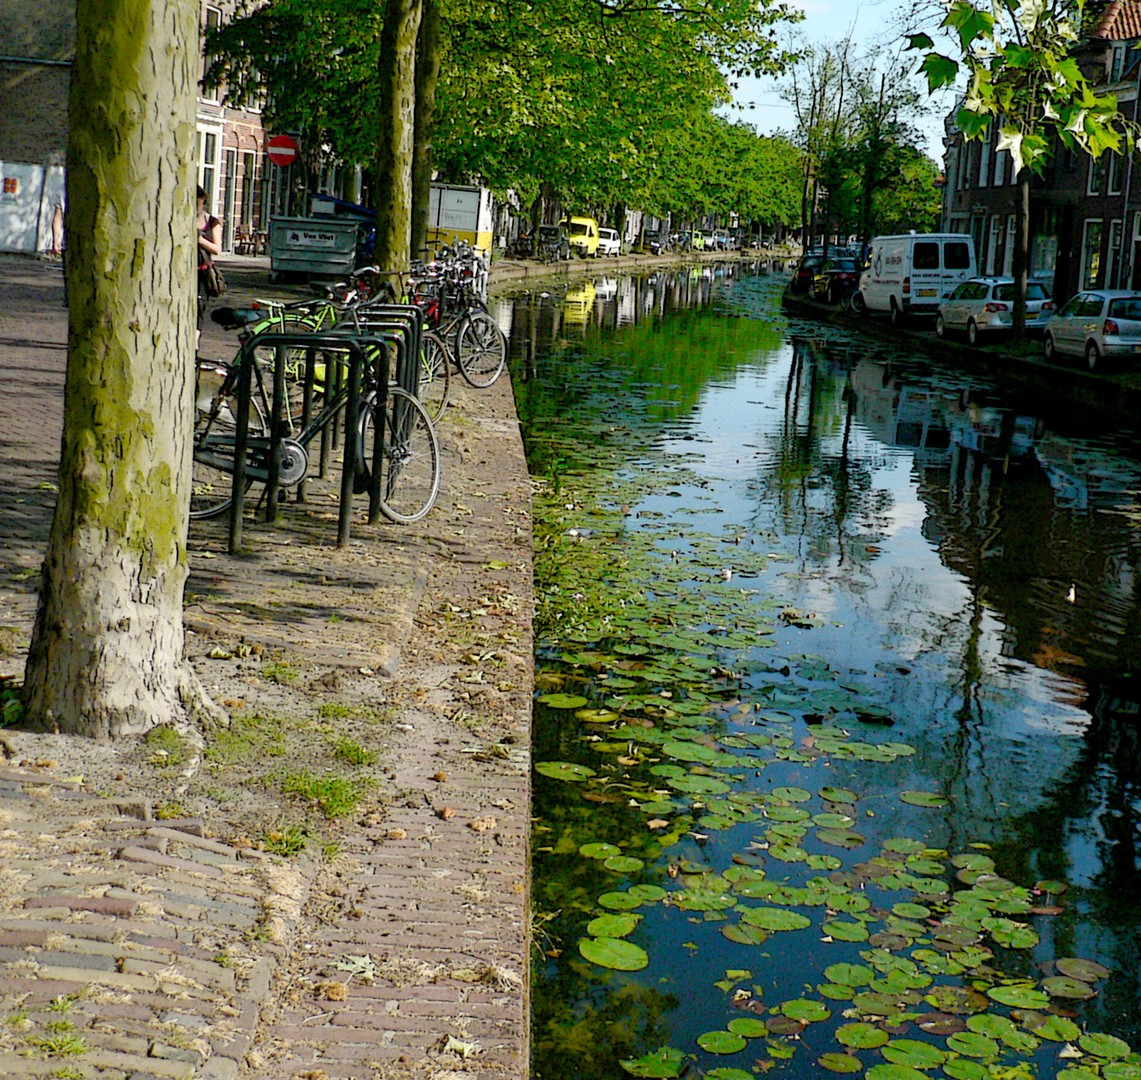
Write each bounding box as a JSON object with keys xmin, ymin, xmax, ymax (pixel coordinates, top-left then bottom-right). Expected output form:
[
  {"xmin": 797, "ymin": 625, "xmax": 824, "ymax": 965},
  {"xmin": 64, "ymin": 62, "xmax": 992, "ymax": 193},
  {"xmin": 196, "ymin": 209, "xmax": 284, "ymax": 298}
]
[
  {"xmin": 523, "ymin": 268, "xmax": 1141, "ymax": 1072},
  {"xmin": 650, "ymin": 343, "xmax": 1096, "ymax": 787}
]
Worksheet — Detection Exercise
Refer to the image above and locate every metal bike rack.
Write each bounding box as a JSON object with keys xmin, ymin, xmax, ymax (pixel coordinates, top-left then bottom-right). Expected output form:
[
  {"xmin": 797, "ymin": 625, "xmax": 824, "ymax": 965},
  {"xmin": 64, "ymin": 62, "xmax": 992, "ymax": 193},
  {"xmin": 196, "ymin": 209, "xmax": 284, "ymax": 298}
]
[{"xmin": 227, "ymin": 332, "xmax": 386, "ymax": 552}]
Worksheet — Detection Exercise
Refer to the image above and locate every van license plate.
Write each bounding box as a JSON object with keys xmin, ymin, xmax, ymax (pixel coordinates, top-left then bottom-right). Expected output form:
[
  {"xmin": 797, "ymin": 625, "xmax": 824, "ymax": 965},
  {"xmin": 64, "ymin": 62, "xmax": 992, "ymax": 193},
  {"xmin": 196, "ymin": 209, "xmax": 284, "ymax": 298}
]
[{"xmin": 917, "ymin": 288, "xmax": 937, "ymax": 297}]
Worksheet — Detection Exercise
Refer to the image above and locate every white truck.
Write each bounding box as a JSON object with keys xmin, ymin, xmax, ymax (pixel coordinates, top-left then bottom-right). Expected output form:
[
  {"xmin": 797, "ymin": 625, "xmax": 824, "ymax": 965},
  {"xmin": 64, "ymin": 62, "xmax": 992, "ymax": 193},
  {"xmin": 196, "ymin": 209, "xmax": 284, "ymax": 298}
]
[{"xmin": 859, "ymin": 233, "xmax": 977, "ymax": 324}]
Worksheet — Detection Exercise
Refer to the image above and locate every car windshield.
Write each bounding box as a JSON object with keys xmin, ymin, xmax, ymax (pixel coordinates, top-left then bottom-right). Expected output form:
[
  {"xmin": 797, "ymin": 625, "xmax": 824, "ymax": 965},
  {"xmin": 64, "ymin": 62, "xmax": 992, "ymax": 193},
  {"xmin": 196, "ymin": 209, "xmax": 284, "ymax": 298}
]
[
  {"xmin": 568, "ymin": 222, "xmax": 589, "ymax": 237},
  {"xmin": 831, "ymin": 259, "xmax": 858, "ymax": 272},
  {"xmin": 539, "ymin": 227, "xmax": 560, "ymax": 239}
]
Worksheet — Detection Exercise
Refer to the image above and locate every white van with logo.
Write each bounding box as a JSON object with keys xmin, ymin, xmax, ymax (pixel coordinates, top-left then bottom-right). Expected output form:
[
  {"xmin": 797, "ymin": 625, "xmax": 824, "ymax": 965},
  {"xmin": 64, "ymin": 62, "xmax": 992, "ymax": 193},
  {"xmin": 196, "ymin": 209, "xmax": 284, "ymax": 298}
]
[{"xmin": 860, "ymin": 234, "xmax": 977, "ymax": 324}]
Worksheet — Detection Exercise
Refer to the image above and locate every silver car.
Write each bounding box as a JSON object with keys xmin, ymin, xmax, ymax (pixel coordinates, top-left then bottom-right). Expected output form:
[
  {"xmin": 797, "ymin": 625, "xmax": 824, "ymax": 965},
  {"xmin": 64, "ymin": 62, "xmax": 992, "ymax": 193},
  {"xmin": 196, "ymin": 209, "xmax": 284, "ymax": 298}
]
[
  {"xmin": 1043, "ymin": 290, "xmax": 1141, "ymax": 371},
  {"xmin": 936, "ymin": 276, "xmax": 1054, "ymax": 344}
]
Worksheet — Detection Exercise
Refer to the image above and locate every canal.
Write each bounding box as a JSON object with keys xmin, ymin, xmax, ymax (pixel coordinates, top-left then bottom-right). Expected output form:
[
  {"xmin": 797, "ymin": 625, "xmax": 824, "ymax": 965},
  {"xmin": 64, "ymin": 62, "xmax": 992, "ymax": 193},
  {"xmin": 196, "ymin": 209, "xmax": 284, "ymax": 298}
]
[{"xmin": 496, "ymin": 264, "xmax": 1141, "ymax": 1080}]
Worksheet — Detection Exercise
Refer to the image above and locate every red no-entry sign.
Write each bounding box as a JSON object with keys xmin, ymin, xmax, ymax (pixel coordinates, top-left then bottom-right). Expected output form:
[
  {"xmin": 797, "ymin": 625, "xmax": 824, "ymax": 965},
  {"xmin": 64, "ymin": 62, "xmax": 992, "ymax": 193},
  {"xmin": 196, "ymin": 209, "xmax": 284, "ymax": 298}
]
[{"xmin": 266, "ymin": 134, "xmax": 298, "ymax": 167}]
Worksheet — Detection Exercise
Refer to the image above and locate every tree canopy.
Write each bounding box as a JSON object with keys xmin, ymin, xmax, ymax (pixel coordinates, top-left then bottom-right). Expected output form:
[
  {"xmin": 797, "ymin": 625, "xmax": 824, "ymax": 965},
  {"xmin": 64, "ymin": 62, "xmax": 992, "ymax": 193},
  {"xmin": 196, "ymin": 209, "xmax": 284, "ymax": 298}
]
[{"xmin": 205, "ymin": 0, "xmax": 806, "ymax": 225}]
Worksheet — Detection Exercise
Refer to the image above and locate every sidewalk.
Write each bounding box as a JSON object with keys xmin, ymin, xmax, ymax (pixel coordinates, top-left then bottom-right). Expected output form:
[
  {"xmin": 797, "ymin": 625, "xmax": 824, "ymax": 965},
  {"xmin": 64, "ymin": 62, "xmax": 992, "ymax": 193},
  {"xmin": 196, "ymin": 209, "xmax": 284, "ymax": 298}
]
[{"xmin": 0, "ymin": 253, "xmax": 533, "ymax": 1079}]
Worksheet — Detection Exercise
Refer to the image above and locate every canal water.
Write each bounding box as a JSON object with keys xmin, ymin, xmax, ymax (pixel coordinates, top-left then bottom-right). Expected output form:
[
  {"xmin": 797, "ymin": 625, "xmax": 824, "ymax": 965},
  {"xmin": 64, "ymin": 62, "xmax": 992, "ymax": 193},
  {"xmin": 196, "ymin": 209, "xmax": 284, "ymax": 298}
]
[{"xmin": 498, "ymin": 265, "xmax": 1141, "ymax": 1080}]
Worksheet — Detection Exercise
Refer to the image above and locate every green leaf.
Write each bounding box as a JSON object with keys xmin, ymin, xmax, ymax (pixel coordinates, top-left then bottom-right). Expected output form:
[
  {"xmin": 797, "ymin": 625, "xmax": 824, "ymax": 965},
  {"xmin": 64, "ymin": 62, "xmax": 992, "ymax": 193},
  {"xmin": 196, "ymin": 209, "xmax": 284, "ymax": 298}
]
[
  {"xmin": 538, "ymin": 692, "xmax": 589, "ymax": 709},
  {"xmin": 945, "ymin": 0, "xmax": 995, "ymax": 51},
  {"xmin": 780, "ymin": 998, "xmax": 831, "ymax": 1023},
  {"xmin": 586, "ymin": 913, "xmax": 639, "ymax": 938},
  {"xmin": 946, "ymin": 1030, "xmax": 1000, "ymax": 1058},
  {"xmin": 578, "ymin": 936, "xmax": 649, "ymax": 971},
  {"xmin": 899, "ymin": 790, "xmax": 949, "ymax": 808},
  {"xmin": 906, "ymin": 32, "xmax": 935, "ymax": 51},
  {"xmin": 619, "ymin": 1046, "xmax": 686, "ymax": 1077},
  {"xmin": 1080, "ymin": 1033, "xmax": 1132, "ymax": 1060},
  {"xmin": 919, "ymin": 52, "xmax": 959, "ymax": 91},
  {"xmin": 739, "ymin": 907, "xmax": 811, "ymax": 932},
  {"xmin": 819, "ymin": 1053, "xmax": 864, "ymax": 1073},
  {"xmin": 986, "ymin": 984, "xmax": 1048, "ymax": 1009},
  {"xmin": 697, "ymin": 1030, "xmax": 746, "ymax": 1054},
  {"xmin": 535, "ymin": 761, "xmax": 597, "ymax": 782},
  {"xmin": 835, "ymin": 1022, "xmax": 889, "ymax": 1049},
  {"xmin": 882, "ymin": 1039, "xmax": 947, "ymax": 1069},
  {"xmin": 580, "ymin": 842, "xmax": 622, "ymax": 859},
  {"xmin": 727, "ymin": 1017, "xmax": 768, "ymax": 1037}
]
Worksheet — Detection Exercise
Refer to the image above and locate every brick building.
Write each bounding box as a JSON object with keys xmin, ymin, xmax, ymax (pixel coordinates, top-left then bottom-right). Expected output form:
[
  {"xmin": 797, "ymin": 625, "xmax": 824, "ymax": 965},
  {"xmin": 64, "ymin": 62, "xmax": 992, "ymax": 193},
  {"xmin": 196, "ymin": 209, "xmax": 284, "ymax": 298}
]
[
  {"xmin": 940, "ymin": 0, "xmax": 1141, "ymax": 304},
  {"xmin": 0, "ymin": 0, "xmax": 272, "ymax": 254}
]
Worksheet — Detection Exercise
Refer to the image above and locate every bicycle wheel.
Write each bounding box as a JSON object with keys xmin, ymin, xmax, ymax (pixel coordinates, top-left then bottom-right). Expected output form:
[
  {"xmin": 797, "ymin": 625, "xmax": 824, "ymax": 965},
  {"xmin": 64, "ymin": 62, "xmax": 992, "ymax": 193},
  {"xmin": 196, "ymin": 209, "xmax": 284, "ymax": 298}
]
[
  {"xmin": 190, "ymin": 361, "xmax": 269, "ymax": 520},
  {"xmin": 358, "ymin": 387, "xmax": 441, "ymax": 524},
  {"xmin": 418, "ymin": 332, "xmax": 451, "ymax": 422},
  {"xmin": 455, "ymin": 311, "xmax": 506, "ymax": 388}
]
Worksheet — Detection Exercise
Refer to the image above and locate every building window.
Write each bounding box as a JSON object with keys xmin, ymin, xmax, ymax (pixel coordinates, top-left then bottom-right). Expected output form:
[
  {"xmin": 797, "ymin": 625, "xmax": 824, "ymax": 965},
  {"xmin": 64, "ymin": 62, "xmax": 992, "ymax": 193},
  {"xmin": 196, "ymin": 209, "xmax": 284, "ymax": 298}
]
[
  {"xmin": 202, "ymin": 7, "xmax": 222, "ymax": 103},
  {"xmin": 978, "ymin": 129, "xmax": 992, "ymax": 187},
  {"xmin": 1088, "ymin": 156, "xmax": 1104, "ymax": 196},
  {"xmin": 1112, "ymin": 43, "xmax": 1127, "ymax": 83},
  {"xmin": 1081, "ymin": 219, "xmax": 1103, "ymax": 289},
  {"xmin": 198, "ymin": 129, "xmax": 219, "ymax": 208},
  {"xmin": 1004, "ymin": 215, "xmax": 1016, "ymax": 276},
  {"xmin": 1107, "ymin": 219, "xmax": 1124, "ymax": 288},
  {"xmin": 988, "ymin": 215, "xmax": 1002, "ymax": 274},
  {"xmin": 995, "ymin": 146, "xmax": 1006, "ymax": 187},
  {"xmin": 1109, "ymin": 152, "xmax": 1124, "ymax": 196}
]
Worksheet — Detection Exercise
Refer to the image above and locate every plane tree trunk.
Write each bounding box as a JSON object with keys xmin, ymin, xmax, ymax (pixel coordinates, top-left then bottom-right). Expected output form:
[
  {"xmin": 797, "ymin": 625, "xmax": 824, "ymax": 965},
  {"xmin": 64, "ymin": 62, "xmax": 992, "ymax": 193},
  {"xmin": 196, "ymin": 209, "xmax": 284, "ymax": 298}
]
[
  {"xmin": 374, "ymin": 0, "xmax": 424, "ymax": 288},
  {"xmin": 410, "ymin": 0, "xmax": 440, "ymax": 260},
  {"xmin": 23, "ymin": 0, "xmax": 219, "ymax": 739}
]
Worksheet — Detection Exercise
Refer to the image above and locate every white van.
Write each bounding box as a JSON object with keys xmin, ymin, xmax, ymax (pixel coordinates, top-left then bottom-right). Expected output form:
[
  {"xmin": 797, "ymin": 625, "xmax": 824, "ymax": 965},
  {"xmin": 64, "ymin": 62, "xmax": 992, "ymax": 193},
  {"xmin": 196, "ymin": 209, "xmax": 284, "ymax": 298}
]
[{"xmin": 860, "ymin": 234, "xmax": 977, "ymax": 324}]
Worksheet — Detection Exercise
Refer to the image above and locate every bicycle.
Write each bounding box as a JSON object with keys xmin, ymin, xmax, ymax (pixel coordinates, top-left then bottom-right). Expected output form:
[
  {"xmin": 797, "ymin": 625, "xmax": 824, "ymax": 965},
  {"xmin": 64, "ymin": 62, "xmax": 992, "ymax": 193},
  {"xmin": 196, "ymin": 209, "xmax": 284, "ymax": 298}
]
[
  {"xmin": 405, "ymin": 258, "xmax": 506, "ymax": 388},
  {"xmin": 191, "ymin": 332, "xmax": 440, "ymax": 525}
]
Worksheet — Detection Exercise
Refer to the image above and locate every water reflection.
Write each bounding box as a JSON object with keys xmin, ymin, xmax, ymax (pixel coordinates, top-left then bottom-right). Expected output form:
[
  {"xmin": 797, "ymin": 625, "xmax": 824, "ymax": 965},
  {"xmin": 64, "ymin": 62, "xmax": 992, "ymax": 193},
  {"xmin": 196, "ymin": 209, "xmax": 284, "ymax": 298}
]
[{"xmin": 518, "ymin": 267, "xmax": 1141, "ymax": 1067}]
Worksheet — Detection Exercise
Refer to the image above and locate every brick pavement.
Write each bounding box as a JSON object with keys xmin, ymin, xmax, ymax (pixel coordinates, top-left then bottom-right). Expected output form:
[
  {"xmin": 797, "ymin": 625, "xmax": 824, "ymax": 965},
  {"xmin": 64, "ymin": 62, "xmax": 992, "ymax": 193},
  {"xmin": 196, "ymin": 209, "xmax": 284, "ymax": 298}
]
[{"xmin": 0, "ymin": 253, "xmax": 534, "ymax": 1079}]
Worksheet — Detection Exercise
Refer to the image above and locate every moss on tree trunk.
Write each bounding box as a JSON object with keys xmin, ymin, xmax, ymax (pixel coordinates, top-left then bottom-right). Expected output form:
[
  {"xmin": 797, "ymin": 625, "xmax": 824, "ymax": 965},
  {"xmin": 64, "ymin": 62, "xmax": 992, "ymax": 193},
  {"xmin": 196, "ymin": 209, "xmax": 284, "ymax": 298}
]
[{"xmin": 23, "ymin": 0, "xmax": 220, "ymax": 739}]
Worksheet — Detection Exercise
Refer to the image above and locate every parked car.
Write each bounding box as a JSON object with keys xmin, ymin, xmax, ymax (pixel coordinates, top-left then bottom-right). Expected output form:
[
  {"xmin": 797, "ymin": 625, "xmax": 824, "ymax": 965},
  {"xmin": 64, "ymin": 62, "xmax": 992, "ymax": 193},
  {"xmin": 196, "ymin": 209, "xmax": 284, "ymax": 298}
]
[
  {"xmin": 936, "ymin": 277, "xmax": 1055, "ymax": 343},
  {"xmin": 1043, "ymin": 290, "xmax": 1141, "ymax": 370},
  {"xmin": 597, "ymin": 227, "xmax": 621, "ymax": 257},
  {"xmin": 812, "ymin": 257, "xmax": 861, "ymax": 303},
  {"xmin": 791, "ymin": 253, "xmax": 825, "ymax": 294},
  {"xmin": 642, "ymin": 229, "xmax": 668, "ymax": 255},
  {"xmin": 710, "ymin": 229, "xmax": 732, "ymax": 251},
  {"xmin": 537, "ymin": 224, "xmax": 571, "ymax": 261}
]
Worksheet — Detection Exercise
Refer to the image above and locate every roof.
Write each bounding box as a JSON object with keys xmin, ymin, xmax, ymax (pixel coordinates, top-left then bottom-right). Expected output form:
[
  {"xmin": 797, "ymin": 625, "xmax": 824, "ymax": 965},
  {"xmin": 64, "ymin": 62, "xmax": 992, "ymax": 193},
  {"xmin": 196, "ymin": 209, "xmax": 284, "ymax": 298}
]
[{"xmin": 1090, "ymin": 0, "xmax": 1141, "ymax": 40}]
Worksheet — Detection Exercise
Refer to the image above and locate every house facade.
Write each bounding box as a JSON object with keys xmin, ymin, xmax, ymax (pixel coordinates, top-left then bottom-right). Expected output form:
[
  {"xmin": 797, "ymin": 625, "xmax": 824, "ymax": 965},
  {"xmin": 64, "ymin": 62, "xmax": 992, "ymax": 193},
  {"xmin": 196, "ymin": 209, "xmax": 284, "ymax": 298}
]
[
  {"xmin": 940, "ymin": 1, "xmax": 1141, "ymax": 305},
  {"xmin": 0, "ymin": 0, "xmax": 273, "ymax": 254}
]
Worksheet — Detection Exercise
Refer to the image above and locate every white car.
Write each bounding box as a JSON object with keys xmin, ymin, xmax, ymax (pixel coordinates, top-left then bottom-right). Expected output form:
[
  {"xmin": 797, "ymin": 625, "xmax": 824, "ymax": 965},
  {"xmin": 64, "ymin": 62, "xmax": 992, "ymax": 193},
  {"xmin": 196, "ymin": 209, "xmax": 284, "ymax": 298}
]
[
  {"xmin": 597, "ymin": 227, "xmax": 621, "ymax": 257},
  {"xmin": 1043, "ymin": 290, "xmax": 1141, "ymax": 371},
  {"xmin": 936, "ymin": 277, "xmax": 1055, "ymax": 344}
]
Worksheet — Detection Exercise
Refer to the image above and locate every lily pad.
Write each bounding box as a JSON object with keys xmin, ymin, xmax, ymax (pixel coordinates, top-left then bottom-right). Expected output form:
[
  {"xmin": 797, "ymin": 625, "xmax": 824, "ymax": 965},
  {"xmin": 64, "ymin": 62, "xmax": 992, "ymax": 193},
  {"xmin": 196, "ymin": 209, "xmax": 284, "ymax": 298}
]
[
  {"xmin": 586, "ymin": 913, "xmax": 640, "ymax": 938},
  {"xmin": 835, "ymin": 1022, "xmax": 890, "ymax": 1049},
  {"xmin": 705, "ymin": 1070, "xmax": 754, "ymax": 1080},
  {"xmin": 1080, "ymin": 1033, "xmax": 1132, "ymax": 1060},
  {"xmin": 1057, "ymin": 957, "xmax": 1111, "ymax": 982},
  {"xmin": 721, "ymin": 922, "xmax": 769, "ymax": 946},
  {"xmin": 739, "ymin": 907, "xmax": 812, "ymax": 932},
  {"xmin": 579, "ymin": 936, "xmax": 649, "ymax": 971},
  {"xmin": 946, "ymin": 1031, "xmax": 999, "ymax": 1058},
  {"xmin": 820, "ymin": 785, "xmax": 858, "ymax": 804},
  {"xmin": 824, "ymin": 963, "xmax": 875, "ymax": 987},
  {"xmin": 604, "ymin": 855, "xmax": 646, "ymax": 873},
  {"xmin": 628, "ymin": 884, "xmax": 667, "ymax": 902},
  {"xmin": 866, "ymin": 1063, "xmax": 928, "ymax": 1080},
  {"xmin": 819, "ymin": 1053, "xmax": 864, "ymax": 1073},
  {"xmin": 697, "ymin": 1030, "xmax": 746, "ymax": 1054},
  {"xmin": 771, "ymin": 785, "xmax": 812, "ymax": 802},
  {"xmin": 899, "ymin": 790, "xmax": 949, "ymax": 808},
  {"xmin": 535, "ymin": 760, "xmax": 597, "ymax": 782},
  {"xmin": 882, "ymin": 1039, "xmax": 947, "ymax": 1069},
  {"xmin": 780, "ymin": 998, "xmax": 831, "ymax": 1023},
  {"xmin": 727, "ymin": 1017, "xmax": 768, "ymax": 1037},
  {"xmin": 619, "ymin": 1046, "xmax": 686, "ymax": 1077},
  {"xmin": 539, "ymin": 692, "xmax": 589, "ymax": 709},
  {"xmin": 822, "ymin": 919, "xmax": 869, "ymax": 942},
  {"xmin": 1025, "ymin": 1013, "xmax": 1081, "ymax": 1041},
  {"xmin": 580, "ymin": 842, "xmax": 622, "ymax": 859},
  {"xmin": 985, "ymin": 984, "xmax": 1048, "ymax": 1009},
  {"xmin": 598, "ymin": 891, "xmax": 643, "ymax": 911},
  {"xmin": 1042, "ymin": 975, "xmax": 1097, "ymax": 1000}
]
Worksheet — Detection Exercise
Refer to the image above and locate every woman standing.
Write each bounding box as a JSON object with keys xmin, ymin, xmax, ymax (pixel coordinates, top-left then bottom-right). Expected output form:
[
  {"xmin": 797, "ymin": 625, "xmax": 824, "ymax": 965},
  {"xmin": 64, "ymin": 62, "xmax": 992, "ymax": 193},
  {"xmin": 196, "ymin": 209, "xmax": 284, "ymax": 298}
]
[{"xmin": 196, "ymin": 185, "xmax": 222, "ymax": 351}]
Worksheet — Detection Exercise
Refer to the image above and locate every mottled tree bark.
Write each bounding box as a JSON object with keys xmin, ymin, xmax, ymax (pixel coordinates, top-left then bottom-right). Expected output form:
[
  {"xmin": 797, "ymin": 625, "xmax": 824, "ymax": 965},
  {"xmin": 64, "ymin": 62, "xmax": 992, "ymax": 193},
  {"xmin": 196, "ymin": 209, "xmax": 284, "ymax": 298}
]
[
  {"xmin": 23, "ymin": 0, "xmax": 218, "ymax": 739},
  {"xmin": 411, "ymin": 0, "xmax": 441, "ymax": 259},
  {"xmin": 374, "ymin": 0, "xmax": 423, "ymax": 285}
]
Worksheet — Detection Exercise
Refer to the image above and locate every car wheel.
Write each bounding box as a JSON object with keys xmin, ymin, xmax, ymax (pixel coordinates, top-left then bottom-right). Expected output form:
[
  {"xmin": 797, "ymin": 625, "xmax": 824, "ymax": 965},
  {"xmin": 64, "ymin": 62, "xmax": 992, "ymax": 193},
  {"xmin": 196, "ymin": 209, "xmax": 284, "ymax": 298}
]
[
  {"xmin": 967, "ymin": 319, "xmax": 979, "ymax": 346},
  {"xmin": 1086, "ymin": 341, "xmax": 1102, "ymax": 372},
  {"xmin": 1044, "ymin": 333, "xmax": 1056, "ymax": 362},
  {"xmin": 935, "ymin": 314, "xmax": 946, "ymax": 339}
]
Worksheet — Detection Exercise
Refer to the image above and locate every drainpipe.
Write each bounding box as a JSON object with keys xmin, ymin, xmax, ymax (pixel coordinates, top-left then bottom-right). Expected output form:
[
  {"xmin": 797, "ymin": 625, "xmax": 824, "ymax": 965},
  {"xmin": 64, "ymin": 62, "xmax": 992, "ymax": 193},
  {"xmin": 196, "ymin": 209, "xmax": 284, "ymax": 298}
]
[{"xmin": 1117, "ymin": 52, "xmax": 1141, "ymax": 288}]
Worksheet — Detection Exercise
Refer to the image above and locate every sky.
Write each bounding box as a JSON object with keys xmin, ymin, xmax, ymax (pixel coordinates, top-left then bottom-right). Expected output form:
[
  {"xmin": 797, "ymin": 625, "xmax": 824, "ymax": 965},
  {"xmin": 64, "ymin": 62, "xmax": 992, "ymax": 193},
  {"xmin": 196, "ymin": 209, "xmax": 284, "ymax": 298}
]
[{"xmin": 722, "ymin": 0, "xmax": 953, "ymax": 162}]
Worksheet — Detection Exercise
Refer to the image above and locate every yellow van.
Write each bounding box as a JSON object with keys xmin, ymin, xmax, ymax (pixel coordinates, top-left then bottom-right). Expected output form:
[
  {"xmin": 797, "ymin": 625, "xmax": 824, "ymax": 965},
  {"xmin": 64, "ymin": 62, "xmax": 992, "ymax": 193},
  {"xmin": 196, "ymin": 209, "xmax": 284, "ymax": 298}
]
[{"xmin": 561, "ymin": 216, "xmax": 600, "ymax": 258}]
